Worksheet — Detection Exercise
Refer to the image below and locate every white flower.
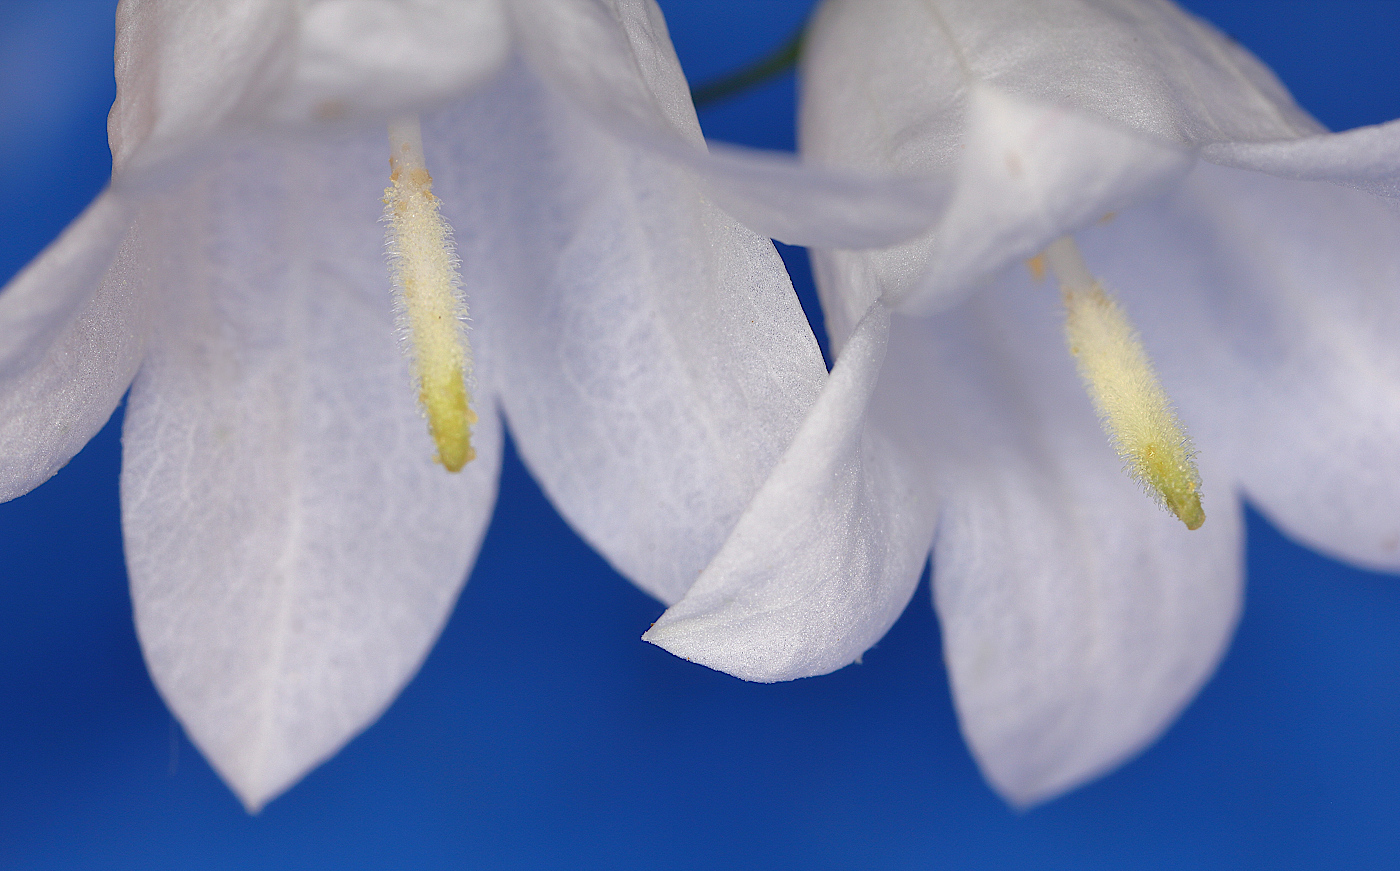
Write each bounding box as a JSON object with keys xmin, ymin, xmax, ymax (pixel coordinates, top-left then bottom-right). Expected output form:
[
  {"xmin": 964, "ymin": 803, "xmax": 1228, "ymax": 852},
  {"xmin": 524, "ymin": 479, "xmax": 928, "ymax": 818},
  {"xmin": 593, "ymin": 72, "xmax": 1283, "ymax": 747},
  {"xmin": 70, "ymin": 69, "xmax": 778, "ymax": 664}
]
[
  {"xmin": 0, "ymin": 0, "xmax": 892, "ymax": 812},
  {"xmin": 645, "ymin": 0, "xmax": 1400, "ymax": 806}
]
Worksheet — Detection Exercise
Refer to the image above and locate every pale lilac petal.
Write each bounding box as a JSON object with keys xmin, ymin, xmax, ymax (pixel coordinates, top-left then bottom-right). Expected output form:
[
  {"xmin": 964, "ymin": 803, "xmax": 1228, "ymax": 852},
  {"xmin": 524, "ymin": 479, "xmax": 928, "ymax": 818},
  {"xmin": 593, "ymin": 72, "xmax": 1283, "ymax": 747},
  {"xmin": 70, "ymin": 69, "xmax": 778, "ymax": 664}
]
[
  {"xmin": 120, "ymin": 133, "xmax": 502, "ymax": 812},
  {"xmin": 895, "ymin": 85, "xmax": 1192, "ymax": 313},
  {"xmin": 110, "ymin": 0, "xmax": 294, "ymax": 172},
  {"xmin": 921, "ymin": 0, "xmax": 1320, "ymax": 144},
  {"xmin": 1204, "ymin": 118, "xmax": 1400, "ymax": 198},
  {"xmin": 111, "ymin": 0, "xmax": 510, "ymax": 174},
  {"xmin": 1084, "ymin": 162, "xmax": 1400, "ymax": 573},
  {"xmin": 432, "ymin": 64, "xmax": 826, "ymax": 605},
  {"xmin": 800, "ymin": 0, "xmax": 1319, "ymax": 310},
  {"xmin": 510, "ymin": 0, "xmax": 705, "ymax": 148},
  {"xmin": 802, "ymin": 0, "xmax": 1320, "ymax": 174},
  {"xmin": 0, "ymin": 192, "xmax": 145, "ymax": 501},
  {"xmin": 935, "ymin": 447, "xmax": 1242, "ymax": 807},
  {"xmin": 511, "ymin": 0, "xmax": 950, "ymax": 249},
  {"xmin": 268, "ymin": 0, "xmax": 510, "ymax": 127},
  {"xmin": 875, "ymin": 266, "xmax": 1242, "ymax": 807},
  {"xmin": 644, "ymin": 304, "xmax": 937, "ymax": 681},
  {"xmin": 796, "ymin": 0, "xmax": 1391, "ymax": 809},
  {"xmin": 676, "ymin": 143, "xmax": 952, "ymax": 250}
]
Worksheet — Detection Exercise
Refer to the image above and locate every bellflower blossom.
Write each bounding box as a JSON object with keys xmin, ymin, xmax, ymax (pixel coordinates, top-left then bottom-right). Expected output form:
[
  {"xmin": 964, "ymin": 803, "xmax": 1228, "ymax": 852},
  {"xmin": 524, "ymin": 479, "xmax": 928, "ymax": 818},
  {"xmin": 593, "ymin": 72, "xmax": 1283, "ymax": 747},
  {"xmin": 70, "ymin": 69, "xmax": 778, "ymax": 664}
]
[
  {"xmin": 646, "ymin": 0, "xmax": 1400, "ymax": 806},
  {"xmin": 0, "ymin": 0, "xmax": 923, "ymax": 812}
]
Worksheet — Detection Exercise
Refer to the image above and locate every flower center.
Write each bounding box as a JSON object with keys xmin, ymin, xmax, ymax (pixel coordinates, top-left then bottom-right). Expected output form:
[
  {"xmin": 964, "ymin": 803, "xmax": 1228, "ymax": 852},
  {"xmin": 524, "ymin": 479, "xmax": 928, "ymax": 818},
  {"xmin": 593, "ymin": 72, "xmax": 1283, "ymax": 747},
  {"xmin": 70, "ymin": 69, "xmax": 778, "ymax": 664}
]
[
  {"xmin": 1035, "ymin": 236, "xmax": 1204, "ymax": 530},
  {"xmin": 383, "ymin": 116, "xmax": 476, "ymax": 472}
]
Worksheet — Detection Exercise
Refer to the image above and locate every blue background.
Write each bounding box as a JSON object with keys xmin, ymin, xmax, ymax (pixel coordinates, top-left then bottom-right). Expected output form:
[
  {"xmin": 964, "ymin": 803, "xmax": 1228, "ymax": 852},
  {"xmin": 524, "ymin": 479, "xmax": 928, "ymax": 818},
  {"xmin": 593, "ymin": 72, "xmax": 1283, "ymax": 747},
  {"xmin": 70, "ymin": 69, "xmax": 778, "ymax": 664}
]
[{"xmin": 2, "ymin": 1, "xmax": 1398, "ymax": 868}]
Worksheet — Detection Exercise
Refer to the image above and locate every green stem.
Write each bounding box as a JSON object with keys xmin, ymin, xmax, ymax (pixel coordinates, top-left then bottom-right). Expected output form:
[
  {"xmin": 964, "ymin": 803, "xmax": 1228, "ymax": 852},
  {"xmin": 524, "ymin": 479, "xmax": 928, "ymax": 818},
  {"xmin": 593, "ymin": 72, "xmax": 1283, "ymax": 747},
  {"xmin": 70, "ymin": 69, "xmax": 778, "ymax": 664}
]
[{"xmin": 690, "ymin": 26, "xmax": 805, "ymax": 108}]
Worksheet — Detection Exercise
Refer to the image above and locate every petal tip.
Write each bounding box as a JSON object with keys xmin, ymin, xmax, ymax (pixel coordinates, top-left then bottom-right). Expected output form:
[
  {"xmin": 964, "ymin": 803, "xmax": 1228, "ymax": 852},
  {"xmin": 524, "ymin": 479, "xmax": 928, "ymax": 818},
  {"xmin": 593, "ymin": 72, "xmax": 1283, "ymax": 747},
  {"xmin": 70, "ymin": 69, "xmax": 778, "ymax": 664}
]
[{"xmin": 642, "ymin": 613, "xmax": 808, "ymax": 684}]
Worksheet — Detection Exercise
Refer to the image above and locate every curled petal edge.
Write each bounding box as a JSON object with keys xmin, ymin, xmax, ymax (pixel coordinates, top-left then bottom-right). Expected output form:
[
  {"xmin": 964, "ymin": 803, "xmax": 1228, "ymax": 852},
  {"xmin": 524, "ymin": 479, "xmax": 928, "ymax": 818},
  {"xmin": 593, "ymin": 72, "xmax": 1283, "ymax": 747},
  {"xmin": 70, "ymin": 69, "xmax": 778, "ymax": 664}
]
[
  {"xmin": 1202, "ymin": 118, "xmax": 1400, "ymax": 200},
  {"xmin": 512, "ymin": 0, "xmax": 950, "ymax": 248},
  {"xmin": 644, "ymin": 303, "xmax": 936, "ymax": 681}
]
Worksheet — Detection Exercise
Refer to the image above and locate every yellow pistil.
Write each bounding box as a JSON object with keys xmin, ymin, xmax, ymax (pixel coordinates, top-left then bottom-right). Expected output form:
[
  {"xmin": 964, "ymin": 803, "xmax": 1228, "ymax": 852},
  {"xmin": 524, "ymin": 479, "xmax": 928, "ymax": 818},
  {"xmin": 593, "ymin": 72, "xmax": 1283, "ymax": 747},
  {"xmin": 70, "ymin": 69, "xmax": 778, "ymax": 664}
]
[
  {"xmin": 1042, "ymin": 236, "xmax": 1204, "ymax": 530},
  {"xmin": 383, "ymin": 116, "xmax": 476, "ymax": 471}
]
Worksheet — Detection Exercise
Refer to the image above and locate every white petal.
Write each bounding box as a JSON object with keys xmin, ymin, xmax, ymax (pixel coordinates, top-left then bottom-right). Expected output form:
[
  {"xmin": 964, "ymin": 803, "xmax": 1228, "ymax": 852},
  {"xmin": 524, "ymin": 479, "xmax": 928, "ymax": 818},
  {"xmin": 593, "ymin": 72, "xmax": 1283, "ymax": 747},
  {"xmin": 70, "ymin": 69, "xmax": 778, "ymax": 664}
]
[
  {"xmin": 896, "ymin": 85, "xmax": 1192, "ymax": 314},
  {"xmin": 808, "ymin": 88, "xmax": 1191, "ymax": 325},
  {"xmin": 935, "ymin": 453, "xmax": 1242, "ymax": 807},
  {"xmin": 1085, "ymin": 162, "xmax": 1400, "ymax": 573},
  {"xmin": 111, "ymin": 0, "xmax": 510, "ymax": 174},
  {"xmin": 801, "ymin": 0, "xmax": 970, "ymax": 180},
  {"xmin": 268, "ymin": 0, "xmax": 510, "ymax": 127},
  {"xmin": 677, "ymin": 143, "xmax": 952, "ymax": 250},
  {"xmin": 644, "ymin": 303, "xmax": 937, "ymax": 681},
  {"xmin": 934, "ymin": 0, "xmax": 1320, "ymax": 143},
  {"xmin": 1204, "ymin": 118, "xmax": 1400, "ymax": 199},
  {"xmin": 110, "ymin": 0, "xmax": 294, "ymax": 172},
  {"xmin": 430, "ymin": 64, "xmax": 826, "ymax": 605},
  {"xmin": 514, "ymin": 0, "xmax": 949, "ymax": 248},
  {"xmin": 0, "ymin": 192, "xmax": 144, "ymax": 501},
  {"xmin": 509, "ymin": 0, "xmax": 706, "ymax": 149},
  {"xmin": 878, "ymin": 267, "xmax": 1242, "ymax": 807},
  {"xmin": 120, "ymin": 134, "xmax": 502, "ymax": 812},
  {"xmin": 802, "ymin": 0, "xmax": 1320, "ymax": 172},
  {"xmin": 800, "ymin": 0, "xmax": 1321, "ymax": 308}
]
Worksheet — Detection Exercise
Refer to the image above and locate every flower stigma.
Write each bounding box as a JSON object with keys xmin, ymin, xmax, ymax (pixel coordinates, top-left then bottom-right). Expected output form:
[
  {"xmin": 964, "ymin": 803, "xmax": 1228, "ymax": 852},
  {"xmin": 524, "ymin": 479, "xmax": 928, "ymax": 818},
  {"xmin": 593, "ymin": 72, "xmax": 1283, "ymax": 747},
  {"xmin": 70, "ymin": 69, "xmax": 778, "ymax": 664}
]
[
  {"xmin": 383, "ymin": 116, "xmax": 476, "ymax": 472},
  {"xmin": 1040, "ymin": 236, "xmax": 1204, "ymax": 530}
]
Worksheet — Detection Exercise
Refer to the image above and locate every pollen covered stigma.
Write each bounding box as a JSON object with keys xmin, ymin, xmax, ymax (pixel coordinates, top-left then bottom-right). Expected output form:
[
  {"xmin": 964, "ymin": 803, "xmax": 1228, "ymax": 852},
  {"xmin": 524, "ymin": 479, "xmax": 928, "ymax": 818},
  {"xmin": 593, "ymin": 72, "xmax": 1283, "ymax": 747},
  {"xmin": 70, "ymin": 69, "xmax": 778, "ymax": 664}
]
[
  {"xmin": 1040, "ymin": 236, "xmax": 1204, "ymax": 530},
  {"xmin": 384, "ymin": 117, "xmax": 476, "ymax": 472}
]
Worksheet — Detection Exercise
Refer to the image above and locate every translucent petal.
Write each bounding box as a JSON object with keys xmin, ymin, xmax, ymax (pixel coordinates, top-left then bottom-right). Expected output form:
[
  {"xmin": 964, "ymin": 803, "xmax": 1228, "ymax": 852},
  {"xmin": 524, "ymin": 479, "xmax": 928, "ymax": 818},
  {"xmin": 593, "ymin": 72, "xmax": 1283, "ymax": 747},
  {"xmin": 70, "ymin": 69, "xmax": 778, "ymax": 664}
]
[
  {"xmin": 645, "ymin": 303, "xmax": 936, "ymax": 680},
  {"xmin": 430, "ymin": 63, "xmax": 826, "ymax": 605},
  {"xmin": 111, "ymin": 0, "xmax": 509, "ymax": 174},
  {"xmin": 110, "ymin": 0, "xmax": 294, "ymax": 172},
  {"xmin": 935, "ymin": 445, "xmax": 1242, "ymax": 807},
  {"xmin": 269, "ymin": 0, "xmax": 510, "ymax": 127},
  {"xmin": 1085, "ymin": 162, "xmax": 1400, "ymax": 573},
  {"xmin": 676, "ymin": 143, "xmax": 952, "ymax": 250},
  {"xmin": 894, "ymin": 85, "xmax": 1192, "ymax": 314},
  {"xmin": 510, "ymin": 0, "xmax": 706, "ymax": 148},
  {"xmin": 800, "ymin": 0, "xmax": 1321, "ymax": 308},
  {"xmin": 514, "ymin": 0, "xmax": 950, "ymax": 249},
  {"xmin": 876, "ymin": 270, "xmax": 1242, "ymax": 807},
  {"xmin": 802, "ymin": 0, "xmax": 1320, "ymax": 172},
  {"xmin": 0, "ymin": 192, "xmax": 144, "ymax": 501},
  {"xmin": 120, "ymin": 133, "xmax": 502, "ymax": 812},
  {"xmin": 1204, "ymin": 118, "xmax": 1400, "ymax": 199}
]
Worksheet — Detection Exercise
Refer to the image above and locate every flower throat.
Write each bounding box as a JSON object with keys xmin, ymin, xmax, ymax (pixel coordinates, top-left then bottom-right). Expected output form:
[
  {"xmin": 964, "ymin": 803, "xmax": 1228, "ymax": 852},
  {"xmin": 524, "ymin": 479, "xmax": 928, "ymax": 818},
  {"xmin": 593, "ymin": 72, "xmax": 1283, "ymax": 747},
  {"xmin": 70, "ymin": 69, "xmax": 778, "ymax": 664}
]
[
  {"xmin": 383, "ymin": 116, "xmax": 476, "ymax": 472},
  {"xmin": 1032, "ymin": 235, "xmax": 1204, "ymax": 530}
]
